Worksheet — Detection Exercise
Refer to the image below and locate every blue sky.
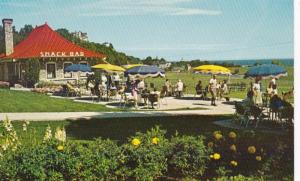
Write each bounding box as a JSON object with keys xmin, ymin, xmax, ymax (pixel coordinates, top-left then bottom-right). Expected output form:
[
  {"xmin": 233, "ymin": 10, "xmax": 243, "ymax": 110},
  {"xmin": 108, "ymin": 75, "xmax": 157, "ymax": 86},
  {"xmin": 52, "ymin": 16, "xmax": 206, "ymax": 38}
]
[{"xmin": 1, "ymin": 0, "xmax": 293, "ymax": 61}]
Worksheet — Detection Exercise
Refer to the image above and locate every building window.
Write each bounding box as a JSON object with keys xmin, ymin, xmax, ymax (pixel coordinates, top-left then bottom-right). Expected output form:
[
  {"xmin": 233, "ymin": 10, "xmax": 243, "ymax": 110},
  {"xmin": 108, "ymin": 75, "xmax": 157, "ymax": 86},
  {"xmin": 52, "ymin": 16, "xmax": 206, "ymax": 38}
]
[
  {"xmin": 46, "ymin": 63, "xmax": 56, "ymax": 79},
  {"xmin": 63, "ymin": 62, "xmax": 72, "ymax": 78}
]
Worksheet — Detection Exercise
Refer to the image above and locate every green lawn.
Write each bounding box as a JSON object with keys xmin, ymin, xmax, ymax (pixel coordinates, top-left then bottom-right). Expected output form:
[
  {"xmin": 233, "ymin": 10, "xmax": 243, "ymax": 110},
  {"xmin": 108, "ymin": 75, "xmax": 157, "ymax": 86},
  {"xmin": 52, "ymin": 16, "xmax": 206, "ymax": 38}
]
[
  {"xmin": 147, "ymin": 66, "xmax": 294, "ymax": 99},
  {"xmin": 8, "ymin": 115, "xmax": 292, "ymax": 145},
  {"xmin": 0, "ymin": 89, "xmax": 115, "ymax": 112}
]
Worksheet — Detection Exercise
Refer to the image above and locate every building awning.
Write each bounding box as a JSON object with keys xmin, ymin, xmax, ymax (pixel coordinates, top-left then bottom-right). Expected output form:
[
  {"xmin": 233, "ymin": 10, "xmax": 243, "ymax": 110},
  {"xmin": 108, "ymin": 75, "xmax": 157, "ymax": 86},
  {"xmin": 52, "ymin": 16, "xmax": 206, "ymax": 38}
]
[{"xmin": 1, "ymin": 23, "xmax": 106, "ymax": 60}]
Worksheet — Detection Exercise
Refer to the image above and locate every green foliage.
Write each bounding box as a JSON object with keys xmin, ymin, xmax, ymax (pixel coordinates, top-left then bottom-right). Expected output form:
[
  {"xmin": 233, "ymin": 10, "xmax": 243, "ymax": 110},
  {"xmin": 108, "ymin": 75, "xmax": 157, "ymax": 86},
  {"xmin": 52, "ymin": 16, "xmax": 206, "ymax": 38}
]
[
  {"xmin": 168, "ymin": 135, "xmax": 209, "ymax": 178},
  {"xmin": 0, "ymin": 119, "xmax": 293, "ymax": 180},
  {"xmin": 271, "ymin": 60, "xmax": 282, "ymax": 66},
  {"xmin": 0, "ymin": 139, "xmax": 121, "ymax": 180},
  {"xmin": 212, "ymin": 174, "xmax": 265, "ymax": 181},
  {"xmin": 56, "ymin": 28, "xmax": 141, "ymax": 65},
  {"xmin": 142, "ymin": 56, "xmax": 167, "ymax": 65},
  {"xmin": 120, "ymin": 126, "xmax": 169, "ymax": 180},
  {"xmin": 24, "ymin": 58, "xmax": 40, "ymax": 87}
]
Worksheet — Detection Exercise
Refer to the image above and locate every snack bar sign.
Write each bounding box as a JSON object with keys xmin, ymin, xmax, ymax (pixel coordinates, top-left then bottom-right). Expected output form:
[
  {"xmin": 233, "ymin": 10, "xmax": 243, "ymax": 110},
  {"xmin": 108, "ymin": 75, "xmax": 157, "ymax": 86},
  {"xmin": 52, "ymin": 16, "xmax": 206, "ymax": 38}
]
[{"xmin": 40, "ymin": 51, "xmax": 84, "ymax": 57}]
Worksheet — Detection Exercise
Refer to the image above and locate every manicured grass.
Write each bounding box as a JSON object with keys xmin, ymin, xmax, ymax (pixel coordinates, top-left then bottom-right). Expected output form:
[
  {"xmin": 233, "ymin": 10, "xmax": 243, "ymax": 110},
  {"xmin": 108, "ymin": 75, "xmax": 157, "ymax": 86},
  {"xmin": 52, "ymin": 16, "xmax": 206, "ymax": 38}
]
[
  {"xmin": 9, "ymin": 115, "xmax": 292, "ymax": 145},
  {"xmin": 0, "ymin": 89, "xmax": 115, "ymax": 112},
  {"xmin": 147, "ymin": 66, "xmax": 294, "ymax": 99}
]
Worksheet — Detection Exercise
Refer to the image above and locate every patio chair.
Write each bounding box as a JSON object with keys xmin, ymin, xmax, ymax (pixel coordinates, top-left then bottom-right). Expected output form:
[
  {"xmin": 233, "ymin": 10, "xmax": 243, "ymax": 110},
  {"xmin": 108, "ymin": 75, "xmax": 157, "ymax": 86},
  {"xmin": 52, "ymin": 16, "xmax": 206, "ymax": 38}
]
[
  {"xmin": 278, "ymin": 103, "xmax": 294, "ymax": 126},
  {"xmin": 121, "ymin": 93, "xmax": 137, "ymax": 109},
  {"xmin": 148, "ymin": 93, "xmax": 160, "ymax": 109},
  {"xmin": 249, "ymin": 105, "xmax": 267, "ymax": 128},
  {"xmin": 234, "ymin": 102, "xmax": 250, "ymax": 127},
  {"xmin": 160, "ymin": 89, "xmax": 168, "ymax": 106}
]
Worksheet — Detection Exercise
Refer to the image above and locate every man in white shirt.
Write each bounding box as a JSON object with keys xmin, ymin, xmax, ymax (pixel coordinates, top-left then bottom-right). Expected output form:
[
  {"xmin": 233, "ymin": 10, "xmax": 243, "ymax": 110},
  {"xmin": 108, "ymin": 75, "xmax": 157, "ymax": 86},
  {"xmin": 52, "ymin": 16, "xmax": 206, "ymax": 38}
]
[
  {"xmin": 176, "ymin": 79, "xmax": 184, "ymax": 97},
  {"xmin": 209, "ymin": 75, "xmax": 217, "ymax": 106}
]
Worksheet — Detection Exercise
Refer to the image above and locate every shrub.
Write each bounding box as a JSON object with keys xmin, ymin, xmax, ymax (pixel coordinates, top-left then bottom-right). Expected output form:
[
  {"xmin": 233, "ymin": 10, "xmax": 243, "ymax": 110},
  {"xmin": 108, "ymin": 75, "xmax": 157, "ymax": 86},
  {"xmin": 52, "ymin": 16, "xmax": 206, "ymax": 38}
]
[
  {"xmin": 0, "ymin": 139, "xmax": 121, "ymax": 180},
  {"xmin": 24, "ymin": 58, "xmax": 40, "ymax": 87},
  {"xmin": 167, "ymin": 134, "xmax": 209, "ymax": 178},
  {"xmin": 212, "ymin": 174, "xmax": 265, "ymax": 181},
  {"xmin": 120, "ymin": 126, "xmax": 169, "ymax": 180}
]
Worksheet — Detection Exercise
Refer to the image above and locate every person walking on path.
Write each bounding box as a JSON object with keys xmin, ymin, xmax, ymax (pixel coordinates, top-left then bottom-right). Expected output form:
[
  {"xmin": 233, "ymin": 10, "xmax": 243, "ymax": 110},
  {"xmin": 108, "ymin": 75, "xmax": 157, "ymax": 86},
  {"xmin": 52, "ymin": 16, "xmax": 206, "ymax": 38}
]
[{"xmin": 209, "ymin": 75, "xmax": 217, "ymax": 106}]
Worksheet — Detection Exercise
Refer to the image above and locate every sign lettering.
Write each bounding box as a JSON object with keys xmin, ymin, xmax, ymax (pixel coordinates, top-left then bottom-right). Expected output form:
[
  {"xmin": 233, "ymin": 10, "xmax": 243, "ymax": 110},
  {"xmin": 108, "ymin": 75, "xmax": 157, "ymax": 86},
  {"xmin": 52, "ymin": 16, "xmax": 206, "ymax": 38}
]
[{"xmin": 40, "ymin": 51, "xmax": 85, "ymax": 57}]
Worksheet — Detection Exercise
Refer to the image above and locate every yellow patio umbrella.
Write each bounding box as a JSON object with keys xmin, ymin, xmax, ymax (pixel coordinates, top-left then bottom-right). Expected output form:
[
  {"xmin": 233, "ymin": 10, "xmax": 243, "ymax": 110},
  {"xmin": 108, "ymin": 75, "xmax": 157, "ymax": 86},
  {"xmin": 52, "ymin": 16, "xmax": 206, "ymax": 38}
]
[
  {"xmin": 123, "ymin": 64, "xmax": 143, "ymax": 69},
  {"xmin": 193, "ymin": 65, "xmax": 231, "ymax": 75},
  {"xmin": 92, "ymin": 63, "xmax": 125, "ymax": 72}
]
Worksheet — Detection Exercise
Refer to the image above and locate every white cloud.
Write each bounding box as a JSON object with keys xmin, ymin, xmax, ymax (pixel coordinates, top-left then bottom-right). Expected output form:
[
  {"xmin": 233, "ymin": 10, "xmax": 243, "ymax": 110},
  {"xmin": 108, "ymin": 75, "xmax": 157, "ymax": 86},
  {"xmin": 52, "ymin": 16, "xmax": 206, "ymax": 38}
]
[
  {"xmin": 170, "ymin": 8, "xmax": 221, "ymax": 16},
  {"xmin": 75, "ymin": 0, "xmax": 221, "ymax": 17}
]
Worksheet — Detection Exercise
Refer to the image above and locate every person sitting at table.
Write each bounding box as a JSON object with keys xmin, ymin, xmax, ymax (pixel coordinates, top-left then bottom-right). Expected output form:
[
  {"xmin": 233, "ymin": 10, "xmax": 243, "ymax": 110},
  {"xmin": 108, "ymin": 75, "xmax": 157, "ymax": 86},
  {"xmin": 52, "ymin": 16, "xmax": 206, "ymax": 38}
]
[
  {"xmin": 131, "ymin": 80, "xmax": 139, "ymax": 108},
  {"xmin": 216, "ymin": 81, "xmax": 222, "ymax": 100},
  {"xmin": 242, "ymin": 90, "xmax": 255, "ymax": 113},
  {"xmin": 195, "ymin": 80, "xmax": 204, "ymax": 99},
  {"xmin": 175, "ymin": 79, "xmax": 184, "ymax": 98},
  {"xmin": 137, "ymin": 79, "xmax": 145, "ymax": 91},
  {"xmin": 149, "ymin": 88, "xmax": 160, "ymax": 109},
  {"xmin": 111, "ymin": 73, "xmax": 120, "ymax": 88},
  {"xmin": 141, "ymin": 84, "xmax": 150, "ymax": 105}
]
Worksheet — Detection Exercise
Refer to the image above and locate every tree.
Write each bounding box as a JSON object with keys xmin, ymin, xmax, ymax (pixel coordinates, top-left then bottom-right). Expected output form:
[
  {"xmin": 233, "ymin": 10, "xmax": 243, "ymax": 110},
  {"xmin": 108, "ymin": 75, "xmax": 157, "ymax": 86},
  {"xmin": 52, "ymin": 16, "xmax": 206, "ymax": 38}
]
[
  {"xmin": 24, "ymin": 58, "xmax": 40, "ymax": 87},
  {"xmin": 271, "ymin": 60, "xmax": 281, "ymax": 65}
]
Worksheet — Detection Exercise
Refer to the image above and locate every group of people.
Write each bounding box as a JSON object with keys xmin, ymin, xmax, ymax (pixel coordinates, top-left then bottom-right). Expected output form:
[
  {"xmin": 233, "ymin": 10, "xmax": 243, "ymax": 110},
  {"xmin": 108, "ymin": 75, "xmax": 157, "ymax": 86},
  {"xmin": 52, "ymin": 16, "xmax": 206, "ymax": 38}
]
[
  {"xmin": 247, "ymin": 76, "xmax": 278, "ymax": 106},
  {"xmin": 242, "ymin": 76, "xmax": 285, "ymax": 110},
  {"xmin": 164, "ymin": 79, "xmax": 184, "ymax": 97},
  {"xmin": 206, "ymin": 75, "xmax": 229, "ymax": 106},
  {"xmin": 86, "ymin": 72, "xmax": 122, "ymax": 99}
]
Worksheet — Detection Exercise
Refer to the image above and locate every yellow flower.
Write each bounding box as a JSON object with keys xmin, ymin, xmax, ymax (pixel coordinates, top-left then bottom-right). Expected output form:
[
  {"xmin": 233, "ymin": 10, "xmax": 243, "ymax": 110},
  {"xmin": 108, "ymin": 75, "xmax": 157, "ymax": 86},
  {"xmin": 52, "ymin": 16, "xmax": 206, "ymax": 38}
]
[
  {"xmin": 131, "ymin": 138, "xmax": 141, "ymax": 146},
  {"xmin": 57, "ymin": 145, "xmax": 64, "ymax": 151},
  {"xmin": 230, "ymin": 144, "xmax": 237, "ymax": 152},
  {"xmin": 230, "ymin": 160, "xmax": 238, "ymax": 167},
  {"xmin": 213, "ymin": 153, "xmax": 221, "ymax": 160},
  {"xmin": 214, "ymin": 133, "xmax": 223, "ymax": 140},
  {"xmin": 152, "ymin": 137, "xmax": 159, "ymax": 145},
  {"xmin": 210, "ymin": 154, "xmax": 214, "ymax": 159},
  {"xmin": 228, "ymin": 131, "xmax": 237, "ymax": 139},
  {"xmin": 213, "ymin": 131, "xmax": 221, "ymax": 136},
  {"xmin": 248, "ymin": 146, "xmax": 256, "ymax": 154},
  {"xmin": 256, "ymin": 156, "xmax": 262, "ymax": 161},
  {"xmin": 207, "ymin": 142, "xmax": 214, "ymax": 148}
]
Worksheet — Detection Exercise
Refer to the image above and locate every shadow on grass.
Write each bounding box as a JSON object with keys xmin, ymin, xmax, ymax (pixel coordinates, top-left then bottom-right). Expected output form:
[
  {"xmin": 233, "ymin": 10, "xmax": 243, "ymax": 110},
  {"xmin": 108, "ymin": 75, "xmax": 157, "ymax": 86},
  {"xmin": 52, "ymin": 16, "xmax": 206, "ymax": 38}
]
[{"xmin": 65, "ymin": 115, "xmax": 231, "ymax": 143}]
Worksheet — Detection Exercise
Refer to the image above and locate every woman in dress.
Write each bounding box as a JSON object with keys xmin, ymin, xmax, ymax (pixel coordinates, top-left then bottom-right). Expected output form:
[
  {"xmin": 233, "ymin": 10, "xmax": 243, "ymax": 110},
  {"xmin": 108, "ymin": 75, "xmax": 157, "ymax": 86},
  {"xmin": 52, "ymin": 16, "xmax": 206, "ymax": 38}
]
[{"xmin": 252, "ymin": 78, "xmax": 263, "ymax": 106}]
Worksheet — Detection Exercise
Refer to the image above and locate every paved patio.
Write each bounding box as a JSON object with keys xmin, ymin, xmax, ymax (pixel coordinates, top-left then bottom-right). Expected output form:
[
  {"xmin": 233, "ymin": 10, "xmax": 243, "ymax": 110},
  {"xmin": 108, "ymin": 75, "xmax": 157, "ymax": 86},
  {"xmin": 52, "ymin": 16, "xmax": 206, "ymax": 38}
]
[{"xmin": 0, "ymin": 95, "xmax": 241, "ymax": 121}]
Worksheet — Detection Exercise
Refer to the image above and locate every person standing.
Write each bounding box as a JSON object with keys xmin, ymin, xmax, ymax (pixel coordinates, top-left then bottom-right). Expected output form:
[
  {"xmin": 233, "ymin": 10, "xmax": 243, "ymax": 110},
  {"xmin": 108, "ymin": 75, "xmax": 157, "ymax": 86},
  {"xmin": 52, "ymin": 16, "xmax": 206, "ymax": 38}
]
[
  {"xmin": 176, "ymin": 79, "xmax": 184, "ymax": 98},
  {"xmin": 112, "ymin": 73, "xmax": 120, "ymax": 88},
  {"xmin": 252, "ymin": 78, "xmax": 263, "ymax": 106},
  {"xmin": 164, "ymin": 79, "xmax": 171, "ymax": 96},
  {"xmin": 209, "ymin": 75, "xmax": 217, "ymax": 106}
]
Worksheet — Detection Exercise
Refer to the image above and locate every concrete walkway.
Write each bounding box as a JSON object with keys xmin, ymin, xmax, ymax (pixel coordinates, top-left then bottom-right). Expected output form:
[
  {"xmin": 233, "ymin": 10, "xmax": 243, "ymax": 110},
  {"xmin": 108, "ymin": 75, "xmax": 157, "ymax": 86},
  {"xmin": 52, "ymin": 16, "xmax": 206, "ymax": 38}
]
[
  {"xmin": 0, "ymin": 95, "xmax": 241, "ymax": 121},
  {"xmin": 0, "ymin": 105, "xmax": 236, "ymax": 121}
]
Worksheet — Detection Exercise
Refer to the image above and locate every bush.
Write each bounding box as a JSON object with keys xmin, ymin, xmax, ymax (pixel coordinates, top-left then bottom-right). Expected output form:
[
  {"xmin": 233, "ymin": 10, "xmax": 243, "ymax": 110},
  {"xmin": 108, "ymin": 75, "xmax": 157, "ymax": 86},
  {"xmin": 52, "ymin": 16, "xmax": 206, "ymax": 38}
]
[
  {"xmin": 0, "ymin": 119, "xmax": 293, "ymax": 180},
  {"xmin": 24, "ymin": 58, "xmax": 40, "ymax": 87},
  {"xmin": 167, "ymin": 134, "xmax": 209, "ymax": 178},
  {"xmin": 120, "ymin": 126, "xmax": 170, "ymax": 180},
  {"xmin": 0, "ymin": 139, "xmax": 121, "ymax": 180},
  {"xmin": 212, "ymin": 174, "xmax": 265, "ymax": 181}
]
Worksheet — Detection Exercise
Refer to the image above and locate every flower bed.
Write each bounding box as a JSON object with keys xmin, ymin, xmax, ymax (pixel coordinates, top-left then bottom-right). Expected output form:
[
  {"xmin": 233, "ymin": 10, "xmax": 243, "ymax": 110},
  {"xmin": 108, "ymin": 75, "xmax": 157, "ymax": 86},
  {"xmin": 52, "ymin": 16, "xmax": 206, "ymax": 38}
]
[{"xmin": 0, "ymin": 117, "xmax": 293, "ymax": 180}]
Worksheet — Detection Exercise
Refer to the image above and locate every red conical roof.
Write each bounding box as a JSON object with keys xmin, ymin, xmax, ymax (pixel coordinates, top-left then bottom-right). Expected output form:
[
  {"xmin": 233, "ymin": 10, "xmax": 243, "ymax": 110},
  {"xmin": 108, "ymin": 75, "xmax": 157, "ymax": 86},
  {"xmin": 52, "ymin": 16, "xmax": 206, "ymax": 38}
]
[{"xmin": 2, "ymin": 23, "xmax": 106, "ymax": 60}]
